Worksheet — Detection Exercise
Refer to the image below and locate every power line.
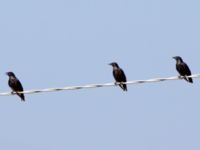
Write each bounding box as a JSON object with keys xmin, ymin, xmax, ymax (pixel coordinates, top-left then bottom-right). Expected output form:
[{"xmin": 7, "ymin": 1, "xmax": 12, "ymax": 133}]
[{"xmin": 0, "ymin": 74, "xmax": 200, "ymax": 96}]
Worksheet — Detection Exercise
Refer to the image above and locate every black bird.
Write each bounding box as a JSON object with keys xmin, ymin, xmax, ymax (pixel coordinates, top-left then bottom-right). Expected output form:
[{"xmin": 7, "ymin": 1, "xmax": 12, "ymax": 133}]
[
  {"xmin": 6, "ymin": 72, "xmax": 25, "ymax": 101},
  {"xmin": 109, "ymin": 62, "xmax": 127, "ymax": 91},
  {"xmin": 173, "ymin": 56, "xmax": 193, "ymax": 83}
]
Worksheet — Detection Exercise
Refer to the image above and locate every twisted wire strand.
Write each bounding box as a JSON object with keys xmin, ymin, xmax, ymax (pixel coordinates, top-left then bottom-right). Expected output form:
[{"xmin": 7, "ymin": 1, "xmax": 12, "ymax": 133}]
[{"xmin": 0, "ymin": 74, "xmax": 199, "ymax": 96}]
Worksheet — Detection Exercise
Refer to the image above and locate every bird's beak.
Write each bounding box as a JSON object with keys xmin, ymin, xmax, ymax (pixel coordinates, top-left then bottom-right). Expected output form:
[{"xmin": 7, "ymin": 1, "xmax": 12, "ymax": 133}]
[
  {"xmin": 108, "ymin": 63, "xmax": 112, "ymax": 66},
  {"xmin": 5, "ymin": 72, "xmax": 8, "ymax": 75},
  {"xmin": 172, "ymin": 57, "xmax": 176, "ymax": 60}
]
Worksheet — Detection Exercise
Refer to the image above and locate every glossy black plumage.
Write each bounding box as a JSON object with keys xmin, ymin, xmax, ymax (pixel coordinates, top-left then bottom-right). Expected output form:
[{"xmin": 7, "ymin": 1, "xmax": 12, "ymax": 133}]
[
  {"xmin": 109, "ymin": 62, "xmax": 127, "ymax": 91},
  {"xmin": 6, "ymin": 72, "xmax": 25, "ymax": 101},
  {"xmin": 173, "ymin": 56, "xmax": 193, "ymax": 83}
]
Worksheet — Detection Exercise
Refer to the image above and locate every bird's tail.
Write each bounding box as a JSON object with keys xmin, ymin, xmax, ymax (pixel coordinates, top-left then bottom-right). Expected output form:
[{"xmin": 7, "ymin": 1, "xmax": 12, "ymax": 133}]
[
  {"xmin": 119, "ymin": 84, "xmax": 128, "ymax": 91},
  {"xmin": 184, "ymin": 77, "xmax": 193, "ymax": 83},
  {"xmin": 188, "ymin": 77, "xmax": 193, "ymax": 83},
  {"xmin": 17, "ymin": 93, "xmax": 25, "ymax": 101}
]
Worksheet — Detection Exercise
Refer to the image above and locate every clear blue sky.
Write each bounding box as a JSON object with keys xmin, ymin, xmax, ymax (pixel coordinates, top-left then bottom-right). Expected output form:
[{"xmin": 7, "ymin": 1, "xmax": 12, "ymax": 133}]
[{"xmin": 0, "ymin": 0, "xmax": 200, "ymax": 149}]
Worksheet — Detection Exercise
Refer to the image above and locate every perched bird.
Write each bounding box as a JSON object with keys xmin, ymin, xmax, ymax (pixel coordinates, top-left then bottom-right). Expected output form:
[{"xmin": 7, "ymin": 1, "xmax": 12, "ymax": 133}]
[
  {"xmin": 6, "ymin": 72, "xmax": 25, "ymax": 101},
  {"xmin": 173, "ymin": 56, "xmax": 193, "ymax": 83},
  {"xmin": 109, "ymin": 62, "xmax": 127, "ymax": 91}
]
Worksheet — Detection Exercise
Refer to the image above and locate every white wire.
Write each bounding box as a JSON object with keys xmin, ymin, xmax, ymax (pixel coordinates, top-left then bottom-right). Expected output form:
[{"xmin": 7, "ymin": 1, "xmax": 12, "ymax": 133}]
[{"xmin": 0, "ymin": 74, "xmax": 199, "ymax": 96}]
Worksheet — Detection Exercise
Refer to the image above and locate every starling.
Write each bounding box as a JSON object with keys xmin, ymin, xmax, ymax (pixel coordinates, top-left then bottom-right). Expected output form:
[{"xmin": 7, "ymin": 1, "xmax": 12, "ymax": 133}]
[
  {"xmin": 109, "ymin": 62, "xmax": 127, "ymax": 91},
  {"xmin": 173, "ymin": 56, "xmax": 193, "ymax": 83},
  {"xmin": 6, "ymin": 72, "xmax": 25, "ymax": 101}
]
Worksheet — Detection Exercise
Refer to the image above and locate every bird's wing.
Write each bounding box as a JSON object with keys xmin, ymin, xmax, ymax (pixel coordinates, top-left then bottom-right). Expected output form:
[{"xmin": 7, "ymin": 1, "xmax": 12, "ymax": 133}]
[
  {"xmin": 177, "ymin": 63, "xmax": 187, "ymax": 76},
  {"xmin": 120, "ymin": 69, "xmax": 127, "ymax": 82},
  {"xmin": 16, "ymin": 79, "xmax": 24, "ymax": 92},
  {"xmin": 113, "ymin": 69, "xmax": 127, "ymax": 82},
  {"xmin": 183, "ymin": 63, "xmax": 192, "ymax": 76},
  {"xmin": 9, "ymin": 78, "xmax": 24, "ymax": 92}
]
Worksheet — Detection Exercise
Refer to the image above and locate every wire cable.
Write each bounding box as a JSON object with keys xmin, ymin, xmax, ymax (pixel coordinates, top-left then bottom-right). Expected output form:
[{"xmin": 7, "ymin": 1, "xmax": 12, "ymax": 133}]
[{"xmin": 0, "ymin": 74, "xmax": 199, "ymax": 96}]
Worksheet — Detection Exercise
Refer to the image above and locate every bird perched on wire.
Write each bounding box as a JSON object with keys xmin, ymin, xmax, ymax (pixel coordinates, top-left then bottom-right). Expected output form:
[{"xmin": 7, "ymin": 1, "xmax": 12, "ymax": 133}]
[
  {"xmin": 6, "ymin": 72, "xmax": 25, "ymax": 101},
  {"xmin": 109, "ymin": 62, "xmax": 127, "ymax": 91},
  {"xmin": 173, "ymin": 56, "xmax": 193, "ymax": 83}
]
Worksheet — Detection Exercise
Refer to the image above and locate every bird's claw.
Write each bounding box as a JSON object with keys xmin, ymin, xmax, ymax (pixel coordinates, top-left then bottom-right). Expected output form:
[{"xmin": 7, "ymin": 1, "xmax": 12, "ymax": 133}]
[{"xmin": 178, "ymin": 75, "xmax": 184, "ymax": 79}]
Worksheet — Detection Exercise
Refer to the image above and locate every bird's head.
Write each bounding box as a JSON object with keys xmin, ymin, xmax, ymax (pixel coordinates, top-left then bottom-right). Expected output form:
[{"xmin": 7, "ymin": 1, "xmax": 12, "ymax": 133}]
[
  {"xmin": 6, "ymin": 72, "xmax": 16, "ymax": 77},
  {"xmin": 109, "ymin": 62, "xmax": 119, "ymax": 69},
  {"xmin": 173, "ymin": 56, "xmax": 183, "ymax": 63}
]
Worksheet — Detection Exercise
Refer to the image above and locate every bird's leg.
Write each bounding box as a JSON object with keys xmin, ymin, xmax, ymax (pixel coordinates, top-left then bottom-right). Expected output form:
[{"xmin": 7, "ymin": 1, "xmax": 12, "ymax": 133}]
[
  {"xmin": 114, "ymin": 82, "xmax": 118, "ymax": 86},
  {"xmin": 178, "ymin": 75, "xmax": 187, "ymax": 81},
  {"xmin": 11, "ymin": 91, "xmax": 15, "ymax": 95},
  {"xmin": 178, "ymin": 75, "xmax": 183, "ymax": 79}
]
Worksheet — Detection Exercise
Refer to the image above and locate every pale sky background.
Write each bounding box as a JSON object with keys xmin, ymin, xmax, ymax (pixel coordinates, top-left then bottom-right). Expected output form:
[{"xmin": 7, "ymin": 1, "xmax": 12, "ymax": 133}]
[{"xmin": 0, "ymin": 0, "xmax": 200, "ymax": 150}]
